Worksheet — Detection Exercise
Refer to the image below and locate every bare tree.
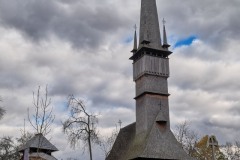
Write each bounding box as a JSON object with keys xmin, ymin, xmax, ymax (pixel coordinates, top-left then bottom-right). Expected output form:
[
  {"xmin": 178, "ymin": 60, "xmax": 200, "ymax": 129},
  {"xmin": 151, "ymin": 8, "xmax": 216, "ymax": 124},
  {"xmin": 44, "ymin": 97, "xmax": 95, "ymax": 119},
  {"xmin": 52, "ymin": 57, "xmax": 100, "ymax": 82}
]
[
  {"xmin": 0, "ymin": 97, "xmax": 5, "ymax": 120},
  {"xmin": 28, "ymin": 86, "xmax": 55, "ymax": 136},
  {"xmin": 63, "ymin": 95, "xmax": 99, "ymax": 160},
  {"xmin": 174, "ymin": 120, "xmax": 199, "ymax": 155},
  {"xmin": 17, "ymin": 119, "xmax": 34, "ymax": 146},
  {"xmin": 221, "ymin": 141, "xmax": 240, "ymax": 160},
  {"xmin": 99, "ymin": 124, "xmax": 119, "ymax": 158},
  {"xmin": 16, "ymin": 131, "xmax": 34, "ymax": 147}
]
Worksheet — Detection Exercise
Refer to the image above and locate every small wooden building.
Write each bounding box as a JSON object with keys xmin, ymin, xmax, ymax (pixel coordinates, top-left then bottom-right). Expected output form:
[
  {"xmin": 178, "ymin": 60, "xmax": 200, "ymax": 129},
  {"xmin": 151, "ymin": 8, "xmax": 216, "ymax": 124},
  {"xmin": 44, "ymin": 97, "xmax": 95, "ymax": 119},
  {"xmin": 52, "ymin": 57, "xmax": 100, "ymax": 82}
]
[{"xmin": 18, "ymin": 133, "xmax": 58, "ymax": 160}]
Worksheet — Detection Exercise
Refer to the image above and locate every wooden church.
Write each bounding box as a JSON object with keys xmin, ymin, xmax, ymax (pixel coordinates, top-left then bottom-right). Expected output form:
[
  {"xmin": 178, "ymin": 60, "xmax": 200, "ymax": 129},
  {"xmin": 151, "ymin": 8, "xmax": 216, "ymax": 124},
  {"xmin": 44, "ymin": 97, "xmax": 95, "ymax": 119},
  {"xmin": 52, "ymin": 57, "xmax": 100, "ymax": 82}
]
[{"xmin": 107, "ymin": 0, "xmax": 195, "ymax": 159}]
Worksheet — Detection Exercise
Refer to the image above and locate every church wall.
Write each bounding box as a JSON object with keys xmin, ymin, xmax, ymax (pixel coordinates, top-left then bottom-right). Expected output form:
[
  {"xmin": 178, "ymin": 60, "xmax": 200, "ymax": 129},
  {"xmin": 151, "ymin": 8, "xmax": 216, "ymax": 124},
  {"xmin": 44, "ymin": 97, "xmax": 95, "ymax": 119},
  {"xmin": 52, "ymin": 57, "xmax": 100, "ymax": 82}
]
[
  {"xmin": 136, "ymin": 94, "xmax": 170, "ymax": 135},
  {"xmin": 135, "ymin": 75, "xmax": 168, "ymax": 97},
  {"xmin": 133, "ymin": 55, "xmax": 169, "ymax": 81}
]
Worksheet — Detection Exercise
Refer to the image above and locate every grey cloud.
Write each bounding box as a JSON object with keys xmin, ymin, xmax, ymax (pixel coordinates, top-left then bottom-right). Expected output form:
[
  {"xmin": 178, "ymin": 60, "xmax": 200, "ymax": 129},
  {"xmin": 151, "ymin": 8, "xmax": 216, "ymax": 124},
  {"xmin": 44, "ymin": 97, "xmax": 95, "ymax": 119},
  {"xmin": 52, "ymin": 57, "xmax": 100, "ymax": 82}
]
[
  {"xmin": 169, "ymin": 47, "xmax": 240, "ymax": 95},
  {"xmin": 98, "ymin": 108, "xmax": 135, "ymax": 128},
  {"xmin": 0, "ymin": 0, "xmax": 133, "ymax": 49},
  {"xmin": 1, "ymin": 1, "xmax": 240, "ymax": 158},
  {"xmin": 0, "ymin": 0, "xmax": 59, "ymax": 40},
  {"xmin": 207, "ymin": 117, "xmax": 240, "ymax": 131},
  {"xmin": 49, "ymin": 77, "xmax": 79, "ymax": 96},
  {"xmin": 0, "ymin": 62, "xmax": 36, "ymax": 89},
  {"xmin": 228, "ymin": 104, "xmax": 240, "ymax": 115},
  {"xmin": 50, "ymin": 68, "xmax": 134, "ymax": 110},
  {"xmin": 169, "ymin": 84, "xmax": 240, "ymax": 143},
  {"xmin": 203, "ymin": 117, "xmax": 240, "ymax": 143},
  {"xmin": 157, "ymin": 0, "xmax": 240, "ymax": 48}
]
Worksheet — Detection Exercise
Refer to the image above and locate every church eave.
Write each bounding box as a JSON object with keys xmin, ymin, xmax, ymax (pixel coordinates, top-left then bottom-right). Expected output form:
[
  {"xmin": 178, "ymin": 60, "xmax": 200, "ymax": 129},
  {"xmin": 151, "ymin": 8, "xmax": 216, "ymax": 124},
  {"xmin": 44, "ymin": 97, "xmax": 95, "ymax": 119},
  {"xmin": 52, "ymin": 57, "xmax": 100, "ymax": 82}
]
[
  {"xmin": 134, "ymin": 91, "xmax": 170, "ymax": 100},
  {"xmin": 134, "ymin": 72, "xmax": 169, "ymax": 81},
  {"xmin": 129, "ymin": 47, "xmax": 172, "ymax": 61},
  {"xmin": 163, "ymin": 44, "xmax": 171, "ymax": 48},
  {"xmin": 131, "ymin": 49, "xmax": 138, "ymax": 53}
]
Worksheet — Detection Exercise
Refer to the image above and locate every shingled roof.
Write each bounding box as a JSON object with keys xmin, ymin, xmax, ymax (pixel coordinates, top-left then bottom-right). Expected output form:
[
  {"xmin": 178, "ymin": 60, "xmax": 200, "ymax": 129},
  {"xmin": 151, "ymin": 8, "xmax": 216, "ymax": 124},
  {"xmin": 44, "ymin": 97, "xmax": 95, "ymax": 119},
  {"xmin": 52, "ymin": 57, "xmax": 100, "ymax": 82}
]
[
  {"xmin": 107, "ymin": 122, "xmax": 194, "ymax": 160},
  {"xmin": 19, "ymin": 133, "xmax": 58, "ymax": 152}
]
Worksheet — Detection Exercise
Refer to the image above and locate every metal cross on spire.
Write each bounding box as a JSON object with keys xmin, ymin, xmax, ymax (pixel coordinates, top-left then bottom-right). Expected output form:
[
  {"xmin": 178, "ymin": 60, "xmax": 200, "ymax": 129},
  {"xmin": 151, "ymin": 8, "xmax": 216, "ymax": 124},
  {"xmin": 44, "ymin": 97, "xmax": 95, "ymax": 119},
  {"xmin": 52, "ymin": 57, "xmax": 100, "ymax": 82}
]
[
  {"xmin": 118, "ymin": 119, "xmax": 122, "ymax": 129},
  {"xmin": 134, "ymin": 24, "xmax": 137, "ymax": 31},
  {"xmin": 162, "ymin": 18, "xmax": 166, "ymax": 25}
]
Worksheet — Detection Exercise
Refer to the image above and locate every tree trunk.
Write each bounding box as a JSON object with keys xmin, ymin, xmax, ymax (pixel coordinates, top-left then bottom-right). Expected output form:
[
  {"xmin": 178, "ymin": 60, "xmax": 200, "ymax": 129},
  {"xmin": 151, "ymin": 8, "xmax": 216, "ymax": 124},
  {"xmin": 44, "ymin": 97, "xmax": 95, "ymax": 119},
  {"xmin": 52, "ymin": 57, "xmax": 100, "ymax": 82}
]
[
  {"xmin": 87, "ymin": 116, "xmax": 93, "ymax": 160},
  {"xmin": 88, "ymin": 132, "xmax": 93, "ymax": 160}
]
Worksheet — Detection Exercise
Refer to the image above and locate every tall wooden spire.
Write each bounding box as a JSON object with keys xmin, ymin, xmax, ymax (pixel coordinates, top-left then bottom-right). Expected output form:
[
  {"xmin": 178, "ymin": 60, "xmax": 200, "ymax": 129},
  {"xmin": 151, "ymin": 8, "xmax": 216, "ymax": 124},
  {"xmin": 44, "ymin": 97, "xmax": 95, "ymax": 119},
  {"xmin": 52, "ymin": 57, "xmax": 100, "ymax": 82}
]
[{"xmin": 139, "ymin": 0, "xmax": 162, "ymax": 50}]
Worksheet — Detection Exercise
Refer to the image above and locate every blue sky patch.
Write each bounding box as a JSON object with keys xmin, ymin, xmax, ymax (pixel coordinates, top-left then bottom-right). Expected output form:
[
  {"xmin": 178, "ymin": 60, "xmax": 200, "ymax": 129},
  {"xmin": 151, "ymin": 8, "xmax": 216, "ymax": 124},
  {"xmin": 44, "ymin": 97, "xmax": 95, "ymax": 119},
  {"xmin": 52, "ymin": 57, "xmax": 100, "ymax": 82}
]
[
  {"xmin": 174, "ymin": 35, "xmax": 197, "ymax": 48},
  {"xmin": 124, "ymin": 36, "xmax": 133, "ymax": 44}
]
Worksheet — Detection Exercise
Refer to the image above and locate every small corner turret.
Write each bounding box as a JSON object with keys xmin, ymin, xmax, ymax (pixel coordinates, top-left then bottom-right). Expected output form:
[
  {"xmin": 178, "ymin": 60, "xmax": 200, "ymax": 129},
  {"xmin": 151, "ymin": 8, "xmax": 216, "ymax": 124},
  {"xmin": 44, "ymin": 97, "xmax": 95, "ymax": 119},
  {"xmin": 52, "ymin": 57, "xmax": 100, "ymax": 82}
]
[
  {"xmin": 131, "ymin": 24, "xmax": 138, "ymax": 54},
  {"xmin": 162, "ymin": 18, "xmax": 171, "ymax": 50}
]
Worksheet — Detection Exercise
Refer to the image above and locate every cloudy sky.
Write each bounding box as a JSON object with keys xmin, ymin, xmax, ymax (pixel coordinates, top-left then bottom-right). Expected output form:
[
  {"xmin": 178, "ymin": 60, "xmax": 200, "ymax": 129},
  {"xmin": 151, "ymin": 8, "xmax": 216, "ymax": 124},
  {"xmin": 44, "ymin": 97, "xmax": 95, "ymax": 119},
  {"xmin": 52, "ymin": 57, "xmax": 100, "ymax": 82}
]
[{"xmin": 0, "ymin": 0, "xmax": 240, "ymax": 159}]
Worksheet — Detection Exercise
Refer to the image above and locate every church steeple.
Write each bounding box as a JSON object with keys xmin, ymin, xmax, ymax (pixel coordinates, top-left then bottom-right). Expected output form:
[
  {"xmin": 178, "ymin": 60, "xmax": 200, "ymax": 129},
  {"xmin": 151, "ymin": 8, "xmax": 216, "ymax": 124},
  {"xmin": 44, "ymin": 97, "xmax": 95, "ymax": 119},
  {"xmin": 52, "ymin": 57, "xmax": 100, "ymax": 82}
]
[
  {"xmin": 107, "ymin": 0, "xmax": 195, "ymax": 159},
  {"xmin": 131, "ymin": 25, "xmax": 138, "ymax": 53},
  {"xmin": 162, "ymin": 18, "xmax": 170, "ymax": 50},
  {"xmin": 139, "ymin": 0, "xmax": 162, "ymax": 50},
  {"xmin": 130, "ymin": 0, "xmax": 171, "ymax": 61},
  {"xmin": 131, "ymin": 0, "xmax": 172, "ymax": 136}
]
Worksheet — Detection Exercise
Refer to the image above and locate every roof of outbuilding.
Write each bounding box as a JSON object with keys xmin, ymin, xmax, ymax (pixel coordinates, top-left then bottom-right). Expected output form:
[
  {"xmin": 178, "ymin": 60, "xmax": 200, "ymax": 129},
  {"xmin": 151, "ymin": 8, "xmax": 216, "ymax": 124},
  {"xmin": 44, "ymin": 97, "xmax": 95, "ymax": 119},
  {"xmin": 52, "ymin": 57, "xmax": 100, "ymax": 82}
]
[{"xmin": 19, "ymin": 133, "xmax": 58, "ymax": 152}]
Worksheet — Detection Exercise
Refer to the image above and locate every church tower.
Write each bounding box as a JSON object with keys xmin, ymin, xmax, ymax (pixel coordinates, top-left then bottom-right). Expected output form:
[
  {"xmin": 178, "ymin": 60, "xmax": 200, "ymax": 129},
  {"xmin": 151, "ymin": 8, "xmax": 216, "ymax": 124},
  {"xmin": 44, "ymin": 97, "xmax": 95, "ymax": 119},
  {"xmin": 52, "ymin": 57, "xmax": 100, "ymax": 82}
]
[
  {"xmin": 130, "ymin": 0, "xmax": 172, "ymax": 136},
  {"xmin": 107, "ymin": 0, "xmax": 194, "ymax": 159}
]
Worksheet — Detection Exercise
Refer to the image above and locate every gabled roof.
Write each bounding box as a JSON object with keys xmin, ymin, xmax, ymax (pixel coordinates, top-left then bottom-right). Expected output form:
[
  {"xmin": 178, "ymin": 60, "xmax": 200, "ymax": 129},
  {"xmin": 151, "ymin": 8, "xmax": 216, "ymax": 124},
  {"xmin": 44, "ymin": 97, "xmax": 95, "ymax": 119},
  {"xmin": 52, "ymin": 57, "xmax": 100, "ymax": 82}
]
[
  {"xmin": 107, "ymin": 122, "xmax": 195, "ymax": 160},
  {"xmin": 19, "ymin": 133, "xmax": 58, "ymax": 152}
]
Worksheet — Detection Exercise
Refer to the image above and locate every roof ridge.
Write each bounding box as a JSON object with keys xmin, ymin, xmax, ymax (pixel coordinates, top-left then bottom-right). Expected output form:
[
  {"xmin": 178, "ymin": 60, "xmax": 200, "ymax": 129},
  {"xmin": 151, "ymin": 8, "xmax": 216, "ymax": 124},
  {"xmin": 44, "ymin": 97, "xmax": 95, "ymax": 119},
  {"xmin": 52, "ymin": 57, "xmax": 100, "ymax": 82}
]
[{"xmin": 19, "ymin": 134, "xmax": 58, "ymax": 152}]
